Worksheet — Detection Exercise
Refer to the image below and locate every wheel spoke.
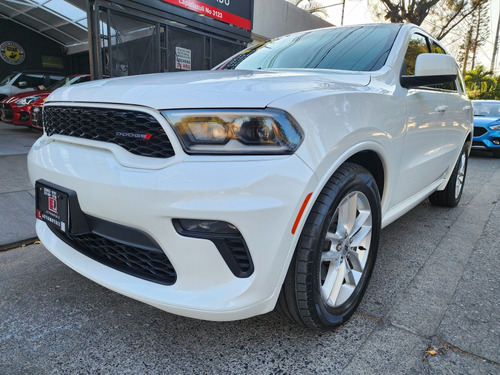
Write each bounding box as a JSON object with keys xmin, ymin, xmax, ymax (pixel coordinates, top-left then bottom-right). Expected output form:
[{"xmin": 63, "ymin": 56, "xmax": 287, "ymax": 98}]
[
  {"xmin": 336, "ymin": 285, "xmax": 356, "ymax": 306},
  {"xmin": 350, "ymin": 225, "xmax": 371, "ymax": 248},
  {"xmin": 351, "ymin": 210, "xmax": 370, "ymax": 237},
  {"xmin": 338, "ymin": 193, "xmax": 358, "ymax": 234},
  {"xmin": 344, "ymin": 261, "xmax": 356, "ymax": 285},
  {"xmin": 322, "ymin": 249, "xmax": 340, "ymax": 263},
  {"xmin": 322, "ymin": 260, "xmax": 344, "ymax": 304},
  {"xmin": 325, "ymin": 230, "xmax": 342, "ymax": 242},
  {"xmin": 348, "ymin": 249, "xmax": 363, "ymax": 271}
]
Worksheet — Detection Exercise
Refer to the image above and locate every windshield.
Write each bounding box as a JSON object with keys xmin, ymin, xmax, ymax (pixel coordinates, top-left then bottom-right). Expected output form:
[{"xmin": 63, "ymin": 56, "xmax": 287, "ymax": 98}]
[
  {"xmin": 0, "ymin": 73, "xmax": 17, "ymax": 86},
  {"xmin": 473, "ymin": 101, "xmax": 500, "ymax": 117},
  {"xmin": 46, "ymin": 75, "xmax": 90, "ymax": 91},
  {"xmin": 218, "ymin": 25, "xmax": 400, "ymax": 72}
]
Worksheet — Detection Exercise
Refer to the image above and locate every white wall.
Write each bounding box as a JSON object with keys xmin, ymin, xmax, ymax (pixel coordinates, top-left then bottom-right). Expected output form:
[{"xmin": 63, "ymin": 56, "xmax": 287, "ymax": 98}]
[{"xmin": 252, "ymin": 0, "xmax": 333, "ymax": 42}]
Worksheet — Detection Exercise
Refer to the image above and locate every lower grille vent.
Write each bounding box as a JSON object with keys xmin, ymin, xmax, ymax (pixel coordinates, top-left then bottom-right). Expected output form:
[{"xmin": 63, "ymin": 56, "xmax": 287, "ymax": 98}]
[{"xmin": 49, "ymin": 224, "xmax": 176, "ymax": 285}]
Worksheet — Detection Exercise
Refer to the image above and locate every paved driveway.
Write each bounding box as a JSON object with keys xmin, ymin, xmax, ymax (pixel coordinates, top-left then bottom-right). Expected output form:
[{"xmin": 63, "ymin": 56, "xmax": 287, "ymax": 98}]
[{"xmin": 0, "ymin": 122, "xmax": 39, "ymax": 248}]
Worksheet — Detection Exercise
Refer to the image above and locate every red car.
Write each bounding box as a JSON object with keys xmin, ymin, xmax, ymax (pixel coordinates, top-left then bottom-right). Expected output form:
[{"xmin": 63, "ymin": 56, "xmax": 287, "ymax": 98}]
[{"xmin": 0, "ymin": 74, "xmax": 90, "ymax": 127}]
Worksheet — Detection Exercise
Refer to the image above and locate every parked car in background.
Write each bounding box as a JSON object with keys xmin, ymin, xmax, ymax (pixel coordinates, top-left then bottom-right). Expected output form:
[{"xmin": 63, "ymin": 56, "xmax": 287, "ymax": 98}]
[
  {"xmin": 1, "ymin": 74, "xmax": 90, "ymax": 127},
  {"xmin": 1, "ymin": 88, "xmax": 51, "ymax": 125},
  {"xmin": 472, "ymin": 100, "xmax": 500, "ymax": 157},
  {"xmin": 28, "ymin": 23, "xmax": 472, "ymax": 331},
  {"xmin": 0, "ymin": 71, "xmax": 65, "ymax": 100}
]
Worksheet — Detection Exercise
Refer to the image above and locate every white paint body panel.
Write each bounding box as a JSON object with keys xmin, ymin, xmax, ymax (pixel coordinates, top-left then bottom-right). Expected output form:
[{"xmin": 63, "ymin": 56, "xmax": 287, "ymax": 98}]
[{"xmin": 28, "ymin": 24, "xmax": 472, "ymax": 321}]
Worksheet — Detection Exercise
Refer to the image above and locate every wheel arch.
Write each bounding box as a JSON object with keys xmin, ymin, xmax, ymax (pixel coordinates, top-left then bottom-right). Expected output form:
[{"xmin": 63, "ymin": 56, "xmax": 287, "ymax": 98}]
[
  {"xmin": 293, "ymin": 145, "xmax": 388, "ymax": 241},
  {"xmin": 436, "ymin": 132, "xmax": 473, "ymax": 192},
  {"xmin": 345, "ymin": 150, "xmax": 385, "ymax": 200},
  {"xmin": 466, "ymin": 131, "xmax": 473, "ymax": 153}
]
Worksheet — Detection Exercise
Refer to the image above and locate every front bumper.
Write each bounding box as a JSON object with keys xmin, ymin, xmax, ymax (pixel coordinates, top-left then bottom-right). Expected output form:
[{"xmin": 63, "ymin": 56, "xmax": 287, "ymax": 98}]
[
  {"xmin": 473, "ymin": 127, "xmax": 500, "ymax": 152},
  {"xmin": 0, "ymin": 102, "xmax": 13, "ymax": 122},
  {"xmin": 28, "ymin": 134, "xmax": 317, "ymax": 320},
  {"xmin": 1, "ymin": 103, "xmax": 31, "ymax": 125}
]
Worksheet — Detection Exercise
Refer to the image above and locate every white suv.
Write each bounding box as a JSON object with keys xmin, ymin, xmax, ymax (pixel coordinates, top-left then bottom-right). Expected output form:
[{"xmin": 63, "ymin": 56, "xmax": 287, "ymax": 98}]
[{"xmin": 28, "ymin": 23, "xmax": 472, "ymax": 330}]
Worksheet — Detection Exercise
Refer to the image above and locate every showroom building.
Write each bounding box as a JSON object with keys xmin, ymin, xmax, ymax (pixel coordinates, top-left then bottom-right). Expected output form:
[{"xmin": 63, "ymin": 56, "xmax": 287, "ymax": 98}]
[{"xmin": 0, "ymin": 0, "xmax": 331, "ymax": 80}]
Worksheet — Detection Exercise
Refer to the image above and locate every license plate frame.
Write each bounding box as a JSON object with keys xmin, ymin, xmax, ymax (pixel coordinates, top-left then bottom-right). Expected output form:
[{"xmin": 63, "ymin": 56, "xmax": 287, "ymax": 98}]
[{"xmin": 36, "ymin": 181, "xmax": 70, "ymax": 233}]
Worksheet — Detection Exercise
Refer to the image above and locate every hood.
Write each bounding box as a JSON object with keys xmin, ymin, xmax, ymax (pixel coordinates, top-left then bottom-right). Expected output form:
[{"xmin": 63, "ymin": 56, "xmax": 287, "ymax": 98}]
[
  {"xmin": 473, "ymin": 116, "xmax": 500, "ymax": 126},
  {"xmin": 2, "ymin": 90, "xmax": 51, "ymax": 104},
  {"xmin": 46, "ymin": 70, "xmax": 371, "ymax": 109}
]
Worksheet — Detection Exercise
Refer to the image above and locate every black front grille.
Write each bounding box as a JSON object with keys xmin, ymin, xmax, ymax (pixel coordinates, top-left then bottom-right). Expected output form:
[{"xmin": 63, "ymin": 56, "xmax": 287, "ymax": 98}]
[
  {"xmin": 474, "ymin": 127, "xmax": 487, "ymax": 137},
  {"xmin": 43, "ymin": 106, "xmax": 175, "ymax": 158},
  {"xmin": 49, "ymin": 225, "xmax": 177, "ymax": 285},
  {"xmin": 1, "ymin": 103, "xmax": 13, "ymax": 120}
]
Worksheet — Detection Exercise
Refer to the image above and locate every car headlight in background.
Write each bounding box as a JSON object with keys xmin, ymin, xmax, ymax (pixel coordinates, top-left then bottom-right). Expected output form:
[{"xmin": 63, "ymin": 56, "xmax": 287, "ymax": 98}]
[
  {"xmin": 15, "ymin": 96, "xmax": 41, "ymax": 106},
  {"xmin": 162, "ymin": 109, "xmax": 303, "ymax": 155},
  {"xmin": 489, "ymin": 124, "xmax": 500, "ymax": 131}
]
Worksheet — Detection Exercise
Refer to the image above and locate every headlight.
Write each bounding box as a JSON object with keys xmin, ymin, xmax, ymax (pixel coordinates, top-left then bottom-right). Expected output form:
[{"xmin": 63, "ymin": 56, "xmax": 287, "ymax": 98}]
[
  {"xmin": 15, "ymin": 96, "xmax": 41, "ymax": 106},
  {"xmin": 489, "ymin": 124, "xmax": 500, "ymax": 131},
  {"xmin": 162, "ymin": 109, "xmax": 303, "ymax": 155}
]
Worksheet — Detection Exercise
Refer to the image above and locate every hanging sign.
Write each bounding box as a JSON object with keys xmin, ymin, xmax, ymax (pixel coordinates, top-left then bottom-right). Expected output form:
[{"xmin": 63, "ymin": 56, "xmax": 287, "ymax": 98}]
[
  {"xmin": 0, "ymin": 41, "xmax": 25, "ymax": 65},
  {"xmin": 161, "ymin": 0, "xmax": 252, "ymax": 30}
]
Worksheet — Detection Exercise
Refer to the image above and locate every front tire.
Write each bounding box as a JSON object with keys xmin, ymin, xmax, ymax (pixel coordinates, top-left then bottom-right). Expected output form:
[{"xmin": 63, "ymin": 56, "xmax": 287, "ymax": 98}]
[{"xmin": 277, "ymin": 163, "xmax": 381, "ymax": 330}]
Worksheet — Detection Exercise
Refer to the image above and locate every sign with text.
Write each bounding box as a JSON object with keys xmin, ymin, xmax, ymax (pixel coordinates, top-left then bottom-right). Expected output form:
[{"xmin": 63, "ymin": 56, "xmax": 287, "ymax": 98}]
[
  {"xmin": 161, "ymin": 0, "xmax": 252, "ymax": 30},
  {"xmin": 175, "ymin": 46, "xmax": 192, "ymax": 70}
]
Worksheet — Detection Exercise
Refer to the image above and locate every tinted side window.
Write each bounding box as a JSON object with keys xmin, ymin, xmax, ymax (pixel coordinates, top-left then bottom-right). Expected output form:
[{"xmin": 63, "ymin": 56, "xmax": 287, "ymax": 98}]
[
  {"xmin": 430, "ymin": 41, "xmax": 456, "ymax": 91},
  {"xmin": 403, "ymin": 34, "xmax": 429, "ymax": 76},
  {"xmin": 431, "ymin": 41, "xmax": 446, "ymax": 54},
  {"xmin": 403, "ymin": 34, "xmax": 457, "ymax": 91},
  {"xmin": 47, "ymin": 74, "xmax": 65, "ymax": 86},
  {"xmin": 0, "ymin": 73, "xmax": 17, "ymax": 86},
  {"xmin": 15, "ymin": 73, "xmax": 44, "ymax": 88}
]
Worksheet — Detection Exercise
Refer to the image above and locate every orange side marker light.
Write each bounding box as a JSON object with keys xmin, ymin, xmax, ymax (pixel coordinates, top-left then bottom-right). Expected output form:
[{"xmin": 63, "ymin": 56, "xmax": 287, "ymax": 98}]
[{"xmin": 292, "ymin": 192, "xmax": 313, "ymax": 235}]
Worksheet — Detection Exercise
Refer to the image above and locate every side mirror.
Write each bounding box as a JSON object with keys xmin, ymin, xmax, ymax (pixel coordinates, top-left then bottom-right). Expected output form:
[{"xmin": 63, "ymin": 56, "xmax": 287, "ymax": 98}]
[
  {"xmin": 401, "ymin": 53, "xmax": 457, "ymax": 89},
  {"xmin": 17, "ymin": 81, "xmax": 28, "ymax": 88}
]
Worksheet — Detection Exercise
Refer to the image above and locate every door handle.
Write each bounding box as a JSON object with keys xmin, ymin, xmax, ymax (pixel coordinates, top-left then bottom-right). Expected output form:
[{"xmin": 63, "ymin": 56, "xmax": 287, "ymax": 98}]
[
  {"xmin": 436, "ymin": 105, "xmax": 448, "ymax": 113},
  {"xmin": 463, "ymin": 105, "xmax": 472, "ymax": 111}
]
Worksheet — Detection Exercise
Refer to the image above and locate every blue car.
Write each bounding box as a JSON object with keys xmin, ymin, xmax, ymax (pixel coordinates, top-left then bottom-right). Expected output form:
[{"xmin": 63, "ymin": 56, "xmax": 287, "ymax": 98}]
[{"xmin": 472, "ymin": 100, "xmax": 500, "ymax": 157}]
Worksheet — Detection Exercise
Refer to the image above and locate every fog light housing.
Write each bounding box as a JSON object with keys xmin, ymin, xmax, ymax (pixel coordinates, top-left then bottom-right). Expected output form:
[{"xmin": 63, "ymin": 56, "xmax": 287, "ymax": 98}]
[
  {"xmin": 492, "ymin": 138, "xmax": 500, "ymax": 145},
  {"xmin": 173, "ymin": 219, "xmax": 254, "ymax": 278},
  {"xmin": 176, "ymin": 219, "xmax": 239, "ymax": 234}
]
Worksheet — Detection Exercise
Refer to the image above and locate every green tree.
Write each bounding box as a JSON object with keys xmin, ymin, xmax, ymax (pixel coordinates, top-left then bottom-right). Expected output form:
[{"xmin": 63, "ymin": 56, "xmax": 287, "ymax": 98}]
[
  {"xmin": 457, "ymin": 0, "xmax": 490, "ymax": 76},
  {"xmin": 464, "ymin": 65, "xmax": 497, "ymax": 99},
  {"xmin": 368, "ymin": 0, "xmax": 485, "ymax": 40}
]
